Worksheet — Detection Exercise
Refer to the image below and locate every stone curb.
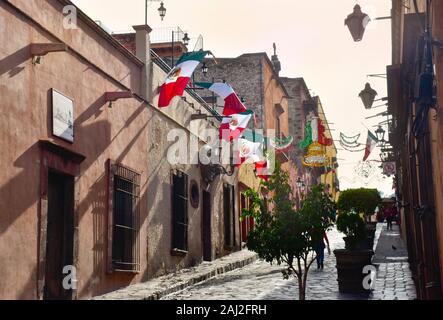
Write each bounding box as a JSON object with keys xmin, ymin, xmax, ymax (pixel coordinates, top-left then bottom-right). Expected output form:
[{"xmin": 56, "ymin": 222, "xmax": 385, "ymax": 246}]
[{"xmin": 92, "ymin": 251, "xmax": 258, "ymax": 300}]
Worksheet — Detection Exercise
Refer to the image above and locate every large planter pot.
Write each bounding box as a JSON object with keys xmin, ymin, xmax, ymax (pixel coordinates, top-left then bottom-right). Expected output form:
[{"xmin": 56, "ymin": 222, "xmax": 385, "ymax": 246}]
[
  {"xmin": 365, "ymin": 225, "xmax": 376, "ymax": 249},
  {"xmin": 334, "ymin": 249, "xmax": 374, "ymax": 294},
  {"xmin": 344, "ymin": 236, "xmax": 372, "ymax": 250}
]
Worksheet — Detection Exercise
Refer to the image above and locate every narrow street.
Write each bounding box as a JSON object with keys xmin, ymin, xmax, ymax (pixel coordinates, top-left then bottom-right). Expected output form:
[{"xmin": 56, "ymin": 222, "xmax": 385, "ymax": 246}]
[{"xmin": 161, "ymin": 224, "xmax": 416, "ymax": 300}]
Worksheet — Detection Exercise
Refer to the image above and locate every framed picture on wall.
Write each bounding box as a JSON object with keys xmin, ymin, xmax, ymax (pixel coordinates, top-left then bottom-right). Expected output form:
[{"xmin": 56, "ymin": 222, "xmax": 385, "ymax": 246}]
[{"xmin": 51, "ymin": 88, "xmax": 74, "ymax": 143}]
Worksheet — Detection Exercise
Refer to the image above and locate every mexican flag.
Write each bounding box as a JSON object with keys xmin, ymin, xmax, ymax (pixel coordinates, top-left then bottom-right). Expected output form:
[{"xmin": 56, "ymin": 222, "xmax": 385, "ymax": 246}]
[
  {"xmin": 298, "ymin": 121, "xmax": 313, "ymax": 149},
  {"xmin": 219, "ymin": 110, "xmax": 253, "ymax": 141},
  {"xmin": 255, "ymin": 160, "xmax": 269, "ymax": 181},
  {"xmin": 194, "ymin": 82, "xmax": 247, "ymax": 115},
  {"xmin": 234, "ymin": 138, "xmax": 263, "ymax": 167},
  {"xmin": 363, "ymin": 130, "xmax": 378, "ymax": 161},
  {"xmin": 298, "ymin": 118, "xmax": 332, "ymax": 149},
  {"xmin": 158, "ymin": 51, "xmax": 209, "ymax": 108}
]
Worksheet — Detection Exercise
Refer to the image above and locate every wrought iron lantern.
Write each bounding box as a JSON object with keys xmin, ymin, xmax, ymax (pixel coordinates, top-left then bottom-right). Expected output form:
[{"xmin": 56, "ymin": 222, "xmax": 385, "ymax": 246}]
[
  {"xmin": 375, "ymin": 125, "xmax": 386, "ymax": 143},
  {"xmin": 380, "ymin": 151, "xmax": 389, "ymax": 162},
  {"xmin": 182, "ymin": 32, "xmax": 190, "ymax": 46},
  {"xmin": 158, "ymin": 1, "xmax": 166, "ymax": 21},
  {"xmin": 201, "ymin": 62, "xmax": 208, "ymax": 76},
  {"xmin": 359, "ymin": 83, "xmax": 378, "ymax": 109},
  {"xmin": 345, "ymin": 4, "xmax": 370, "ymax": 42}
]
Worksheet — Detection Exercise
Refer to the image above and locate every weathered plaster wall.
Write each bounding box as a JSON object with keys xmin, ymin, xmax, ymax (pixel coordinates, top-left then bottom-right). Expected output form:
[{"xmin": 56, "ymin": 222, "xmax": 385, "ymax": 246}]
[{"xmin": 0, "ymin": 0, "xmax": 238, "ymax": 299}]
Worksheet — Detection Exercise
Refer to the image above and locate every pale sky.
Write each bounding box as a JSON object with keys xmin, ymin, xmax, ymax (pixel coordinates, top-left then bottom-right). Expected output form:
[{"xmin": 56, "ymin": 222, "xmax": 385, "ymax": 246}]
[{"xmin": 72, "ymin": 0, "xmax": 394, "ymax": 196}]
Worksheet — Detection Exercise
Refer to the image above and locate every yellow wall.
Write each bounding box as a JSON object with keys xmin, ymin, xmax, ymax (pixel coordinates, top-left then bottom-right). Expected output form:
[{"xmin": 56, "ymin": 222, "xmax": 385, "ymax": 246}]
[{"xmin": 316, "ymin": 98, "xmax": 339, "ymax": 200}]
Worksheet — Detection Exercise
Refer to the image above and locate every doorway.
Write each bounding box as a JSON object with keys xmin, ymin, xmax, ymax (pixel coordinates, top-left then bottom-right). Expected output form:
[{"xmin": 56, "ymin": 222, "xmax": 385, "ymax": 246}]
[
  {"xmin": 44, "ymin": 170, "xmax": 74, "ymax": 300},
  {"xmin": 202, "ymin": 191, "xmax": 212, "ymax": 261}
]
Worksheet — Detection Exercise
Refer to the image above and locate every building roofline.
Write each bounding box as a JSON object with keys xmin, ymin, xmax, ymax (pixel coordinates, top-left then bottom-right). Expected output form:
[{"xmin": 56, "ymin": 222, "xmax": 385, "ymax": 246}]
[
  {"xmin": 280, "ymin": 77, "xmax": 311, "ymax": 98},
  {"xmin": 57, "ymin": 0, "xmax": 144, "ymax": 66}
]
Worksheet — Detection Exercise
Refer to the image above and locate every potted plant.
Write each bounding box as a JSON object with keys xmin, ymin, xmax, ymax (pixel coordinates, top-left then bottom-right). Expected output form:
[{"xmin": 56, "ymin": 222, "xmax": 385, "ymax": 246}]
[
  {"xmin": 242, "ymin": 162, "xmax": 335, "ymax": 300},
  {"xmin": 337, "ymin": 188, "xmax": 381, "ymax": 249},
  {"xmin": 334, "ymin": 191, "xmax": 376, "ymax": 294}
]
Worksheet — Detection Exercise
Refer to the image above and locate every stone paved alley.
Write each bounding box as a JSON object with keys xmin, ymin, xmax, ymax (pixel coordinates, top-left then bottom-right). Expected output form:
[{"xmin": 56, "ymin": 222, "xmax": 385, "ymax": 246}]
[
  {"xmin": 161, "ymin": 224, "xmax": 416, "ymax": 300},
  {"xmin": 95, "ymin": 223, "xmax": 416, "ymax": 300}
]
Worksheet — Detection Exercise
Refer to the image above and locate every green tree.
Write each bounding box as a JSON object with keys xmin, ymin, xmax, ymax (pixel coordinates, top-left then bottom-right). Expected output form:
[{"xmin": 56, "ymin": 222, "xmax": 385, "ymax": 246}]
[
  {"xmin": 337, "ymin": 188, "xmax": 381, "ymax": 222},
  {"xmin": 242, "ymin": 162, "xmax": 335, "ymax": 300}
]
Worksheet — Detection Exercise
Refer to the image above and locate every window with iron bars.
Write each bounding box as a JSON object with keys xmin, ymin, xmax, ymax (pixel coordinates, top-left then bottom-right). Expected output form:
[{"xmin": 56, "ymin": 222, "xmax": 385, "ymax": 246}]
[
  {"xmin": 108, "ymin": 161, "xmax": 140, "ymax": 273},
  {"xmin": 172, "ymin": 170, "xmax": 188, "ymax": 253}
]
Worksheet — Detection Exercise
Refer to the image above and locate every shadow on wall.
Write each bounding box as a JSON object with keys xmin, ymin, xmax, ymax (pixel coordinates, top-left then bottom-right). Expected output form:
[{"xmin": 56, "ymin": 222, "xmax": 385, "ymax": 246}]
[
  {"xmin": 0, "ymin": 45, "xmax": 29, "ymax": 78},
  {"xmin": 0, "ymin": 143, "xmax": 41, "ymax": 236}
]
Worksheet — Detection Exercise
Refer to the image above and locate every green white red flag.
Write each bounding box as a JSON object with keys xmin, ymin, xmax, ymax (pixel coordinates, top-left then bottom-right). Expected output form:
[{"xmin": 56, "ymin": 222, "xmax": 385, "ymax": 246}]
[
  {"xmin": 219, "ymin": 110, "xmax": 253, "ymax": 141},
  {"xmin": 234, "ymin": 138, "xmax": 263, "ymax": 167},
  {"xmin": 194, "ymin": 82, "xmax": 247, "ymax": 116},
  {"xmin": 158, "ymin": 51, "xmax": 209, "ymax": 108},
  {"xmin": 255, "ymin": 160, "xmax": 270, "ymax": 181},
  {"xmin": 363, "ymin": 130, "xmax": 378, "ymax": 161}
]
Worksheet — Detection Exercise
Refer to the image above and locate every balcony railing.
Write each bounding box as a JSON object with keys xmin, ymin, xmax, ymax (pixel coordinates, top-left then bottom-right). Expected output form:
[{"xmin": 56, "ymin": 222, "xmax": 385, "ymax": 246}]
[{"xmin": 150, "ymin": 49, "xmax": 221, "ymax": 120}]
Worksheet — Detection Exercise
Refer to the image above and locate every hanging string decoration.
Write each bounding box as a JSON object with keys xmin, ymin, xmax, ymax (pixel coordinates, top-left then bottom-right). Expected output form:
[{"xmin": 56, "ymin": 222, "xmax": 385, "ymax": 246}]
[
  {"xmin": 353, "ymin": 160, "xmax": 379, "ymax": 179},
  {"xmin": 339, "ymin": 132, "xmax": 365, "ymax": 152}
]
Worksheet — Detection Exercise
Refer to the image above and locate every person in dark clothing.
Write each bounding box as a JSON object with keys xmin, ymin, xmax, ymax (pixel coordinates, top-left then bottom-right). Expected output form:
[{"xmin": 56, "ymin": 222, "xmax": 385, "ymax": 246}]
[
  {"xmin": 383, "ymin": 204, "xmax": 396, "ymax": 231},
  {"xmin": 313, "ymin": 232, "xmax": 330, "ymax": 269}
]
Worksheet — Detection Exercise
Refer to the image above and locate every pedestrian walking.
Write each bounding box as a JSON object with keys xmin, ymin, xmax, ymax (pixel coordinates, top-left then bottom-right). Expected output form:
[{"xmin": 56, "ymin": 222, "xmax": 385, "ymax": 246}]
[
  {"xmin": 313, "ymin": 232, "xmax": 330, "ymax": 270},
  {"xmin": 383, "ymin": 203, "xmax": 396, "ymax": 231}
]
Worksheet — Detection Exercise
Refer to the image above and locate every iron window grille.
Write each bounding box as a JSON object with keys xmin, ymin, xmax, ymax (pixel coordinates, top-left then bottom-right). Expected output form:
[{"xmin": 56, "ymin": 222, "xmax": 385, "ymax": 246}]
[
  {"xmin": 108, "ymin": 161, "xmax": 140, "ymax": 273},
  {"xmin": 171, "ymin": 170, "xmax": 189, "ymax": 253}
]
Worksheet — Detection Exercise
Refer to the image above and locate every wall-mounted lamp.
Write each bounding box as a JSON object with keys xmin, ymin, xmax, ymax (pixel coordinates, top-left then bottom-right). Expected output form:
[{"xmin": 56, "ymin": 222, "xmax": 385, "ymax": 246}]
[
  {"xmin": 345, "ymin": 5, "xmax": 391, "ymax": 42},
  {"xmin": 182, "ymin": 33, "xmax": 190, "ymax": 46},
  {"xmin": 201, "ymin": 62, "xmax": 208, "ymax": 76},
  {"xmin": 158, "ymin": 1, "xmax": 166, "ymax": 21}
]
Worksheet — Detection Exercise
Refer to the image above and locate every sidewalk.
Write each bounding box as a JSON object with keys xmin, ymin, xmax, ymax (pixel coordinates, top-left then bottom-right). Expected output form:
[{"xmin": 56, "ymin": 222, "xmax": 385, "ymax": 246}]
[
  {"xmin": 93, "ymin": 249, "xmax": 258, "ymax": 300},
  {"xmin": 371, "ymin": 223, "xmax": 417, "ymax": 300}
]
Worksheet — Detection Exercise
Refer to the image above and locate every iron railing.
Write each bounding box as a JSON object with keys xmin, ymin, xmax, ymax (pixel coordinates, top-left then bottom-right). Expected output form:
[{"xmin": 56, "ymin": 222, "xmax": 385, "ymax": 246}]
[{"xmin": 150, "ymin": 49, "xmax": 222, "ymax": 120}]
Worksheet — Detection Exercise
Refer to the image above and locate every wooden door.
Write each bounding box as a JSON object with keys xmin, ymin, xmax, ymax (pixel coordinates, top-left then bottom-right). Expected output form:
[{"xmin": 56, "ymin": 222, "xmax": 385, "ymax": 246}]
[{"xmin": 44, "ymin": 170, "xmax": 74, "ymax": 300}]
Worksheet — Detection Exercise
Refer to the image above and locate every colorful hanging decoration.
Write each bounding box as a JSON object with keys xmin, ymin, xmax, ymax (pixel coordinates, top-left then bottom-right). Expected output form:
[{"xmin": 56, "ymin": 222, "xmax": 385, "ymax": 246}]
[
  {"xmin": 158, "ymin": 51, "xmax": 209, "ymax": 108},
  {"xmin": 299, "ymin": 113, "xmax": 330, "ymax": 167},
  {"xmin": 302, "ymin": 142, "xmax": 327, "ymax": 167},
  {"xmin": 270, "ymin": 135, "xmax": 294, "ymax": 153}
]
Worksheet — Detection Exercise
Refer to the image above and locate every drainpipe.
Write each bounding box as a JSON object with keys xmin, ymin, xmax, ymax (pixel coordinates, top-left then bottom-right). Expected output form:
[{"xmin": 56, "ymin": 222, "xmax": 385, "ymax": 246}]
[{"xmin": 133, "ymin": 24, "xmax": 152, "ymax": 102}]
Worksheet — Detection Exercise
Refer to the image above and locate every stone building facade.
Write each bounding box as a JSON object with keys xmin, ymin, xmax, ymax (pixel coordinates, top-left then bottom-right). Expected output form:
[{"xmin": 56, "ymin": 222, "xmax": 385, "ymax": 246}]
[
  {"xmin": 0, "ymin": 0, "xmax": 238, "ymax": 299},
  {"xmin": 387, "ymin": 0, "xmax": 443, "ymax": 299}
]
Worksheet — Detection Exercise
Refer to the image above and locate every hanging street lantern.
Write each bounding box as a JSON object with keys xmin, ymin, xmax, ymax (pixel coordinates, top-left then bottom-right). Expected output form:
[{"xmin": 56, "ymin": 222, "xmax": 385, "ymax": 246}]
[
  {"xmin": 345, "ymin": 4, "xmax": 370, "ymax": 42},
  {"xmin": 182, "ymin": 32, "xmax": 190, "ymax": 46},
  {"xmin": 380, "ymin": 151, "xmax": 388, "ymax": 162},
  {"xmin": 158, "ymin": 1, "xmax": 166, "ymax": 21},
  {"xmin": 359, "ymin": 83, "xmax": 378, "ymax": 109},
  {"xmin": 201, "ymin": 62, "xmax": 208, "ymax": 76},
  {"xmin": 375, "ymin": 126, "xmax": 386, "ymax": 143}
]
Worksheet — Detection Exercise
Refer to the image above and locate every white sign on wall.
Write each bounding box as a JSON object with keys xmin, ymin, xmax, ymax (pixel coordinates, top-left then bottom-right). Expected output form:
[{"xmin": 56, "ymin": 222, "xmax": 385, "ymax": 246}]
[{"xmin": 52, "ymin": 89, "xmax": 74, "ymax": 143}]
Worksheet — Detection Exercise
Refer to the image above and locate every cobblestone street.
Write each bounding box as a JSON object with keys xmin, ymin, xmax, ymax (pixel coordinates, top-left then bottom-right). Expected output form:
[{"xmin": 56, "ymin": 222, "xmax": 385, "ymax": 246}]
[{"xmin": 161, "ymin": 224, "xmax": 417, "ymax": 300}]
